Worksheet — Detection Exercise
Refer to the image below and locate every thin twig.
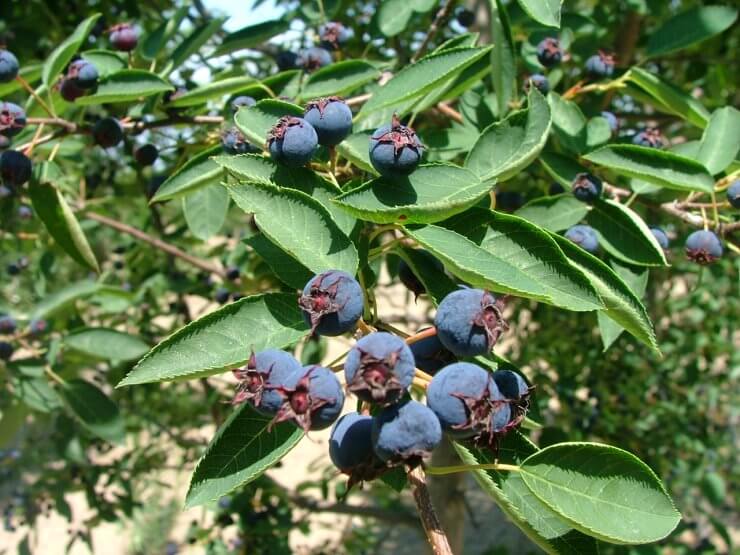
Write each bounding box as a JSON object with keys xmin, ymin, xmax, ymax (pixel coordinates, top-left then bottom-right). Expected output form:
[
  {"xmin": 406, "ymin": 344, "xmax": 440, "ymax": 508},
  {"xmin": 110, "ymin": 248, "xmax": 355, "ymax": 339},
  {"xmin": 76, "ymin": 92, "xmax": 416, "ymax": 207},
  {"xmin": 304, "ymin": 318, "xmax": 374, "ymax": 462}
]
[
  {"xmin": 407, "ymin": 466, "xmax": 453, "ymax": 555},
  {"xmin": 412, "ymin": 0, "xmax": 456, "ymax": 63}
]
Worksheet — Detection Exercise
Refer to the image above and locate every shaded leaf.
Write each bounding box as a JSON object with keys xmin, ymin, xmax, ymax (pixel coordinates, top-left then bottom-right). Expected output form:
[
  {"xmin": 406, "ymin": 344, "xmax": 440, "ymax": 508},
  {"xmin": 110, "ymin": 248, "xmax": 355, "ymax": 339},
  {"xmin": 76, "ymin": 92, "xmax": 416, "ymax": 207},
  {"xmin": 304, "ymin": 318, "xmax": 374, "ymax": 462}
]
[
  {"xmin": 183, "ymin": 183, "xmax": 230, "ymax": 240},
  {"xmin": 234, "ymin": 99, "xmax": 304, "ymax": 146},
  {"xmin": 214, "ymin": 20, "xmax": 291, "ymax": 56},
  {"xmin": 647, "ymin": 6, "xmax": 738, "ymax": 58},
  {"xmin": 59, "ymin": 379, "xmax": 125, "ymax": 444},
  {"xmin": 299, "ymin": 60, "xmax": 380, "ymax": 100},
  {"xmin": 515, "ymin": 194, "xmax": 589, "ymax": 232},
  {"xmin": 64, "ymin": 328, "xmax": 150, "ymax": 361},
  {"xmin": 517, "ymin": 0, "xmax": 561, "ymax": 28},
  {"xmin": 75, "ymin": 70, "xmax": 174, "ymax": 105},
  {"xmin": 42, "ymin": 14, "xmax": 101, "ymax": 88},
  {"xmin": 490, "ymin": 0, "xmax": 517, "ymax": 117},
  {"xmin": 695, "ymin": 106, "xmax": 740, "ymax": 175},
  {"xmin": 245, "ymin": 234, "xmax": 313, "ymax": 290},
  {"xmin": 170, "ymin": 18, "xmax": 226, "ymax": 71},
  {"xmin": 597, "ymin": 261, "xmax": 649, "ymax": 350},
  {"xmin": 152, "ymin": 145, "xmax": 223, "ymax": 201},
  {"xmin": 168, "ymin": 77, "xmax": 255, "ymax": 108}
]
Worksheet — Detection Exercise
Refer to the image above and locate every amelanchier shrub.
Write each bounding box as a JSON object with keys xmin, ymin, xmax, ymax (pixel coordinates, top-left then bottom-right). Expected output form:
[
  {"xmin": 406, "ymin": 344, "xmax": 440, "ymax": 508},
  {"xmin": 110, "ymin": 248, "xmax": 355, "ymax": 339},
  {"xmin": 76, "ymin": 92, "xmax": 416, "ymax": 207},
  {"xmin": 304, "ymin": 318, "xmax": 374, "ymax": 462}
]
[{"xmin": 0, "ymin": 0, "xmax": 738, "ymax": 553}]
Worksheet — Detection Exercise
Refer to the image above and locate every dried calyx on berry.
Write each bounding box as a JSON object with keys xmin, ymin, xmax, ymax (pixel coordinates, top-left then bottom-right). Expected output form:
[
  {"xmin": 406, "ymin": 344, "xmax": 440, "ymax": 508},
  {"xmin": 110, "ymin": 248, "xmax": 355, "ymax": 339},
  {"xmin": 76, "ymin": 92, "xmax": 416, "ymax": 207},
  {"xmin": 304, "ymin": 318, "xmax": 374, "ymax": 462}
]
[
  {"xmin": 232, "ymin": 349, "xmax": 302, "ymax": 414},
  {"xmin": 303, "ymin": 96, "xmax": 353, "ymax": 146},
  {"xmin": 319, "ymin": 22, "xmax": 351, "ymax": 50},
  {"xmin": 267, "ymin": 116, "xmax": 318, "ymax": 166},
  {"xmin": 271, "ymin": 365, "xmax": 344, "ymax": 432},
  {"xmin": 0, "ymin": 102, "xmax": 26, "ymax": 137},
  {"xmin": 369, "ymin": 114, "xmax": 424, "ymax": 177},
  {"xmin": 299, "ymin": 270, "xmax": 364, "ymax": 336}
]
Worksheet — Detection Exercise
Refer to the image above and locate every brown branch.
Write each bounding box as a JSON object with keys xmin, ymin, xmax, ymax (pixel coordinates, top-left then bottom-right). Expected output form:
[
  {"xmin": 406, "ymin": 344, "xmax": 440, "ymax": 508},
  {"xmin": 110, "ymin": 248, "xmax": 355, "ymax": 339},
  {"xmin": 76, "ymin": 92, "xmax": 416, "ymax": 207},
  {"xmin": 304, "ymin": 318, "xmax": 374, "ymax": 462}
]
[
  {"xmin": 85, "ymin": 211, "xmax": 226, "ymax": 277},
  {"xmin": 412, "ymin": 0, "xmax": 457, "ymax": 63},
  {"xmin": 435, "ymin": 102, "xmax": 463, "ymax": 123},
  {"xmin": 26, "ymin": 117, "xmax": 77, "ymax": 132},
  {"xmin": 407, "ymin": 466, "xmax": 453, "ymax": 555}
]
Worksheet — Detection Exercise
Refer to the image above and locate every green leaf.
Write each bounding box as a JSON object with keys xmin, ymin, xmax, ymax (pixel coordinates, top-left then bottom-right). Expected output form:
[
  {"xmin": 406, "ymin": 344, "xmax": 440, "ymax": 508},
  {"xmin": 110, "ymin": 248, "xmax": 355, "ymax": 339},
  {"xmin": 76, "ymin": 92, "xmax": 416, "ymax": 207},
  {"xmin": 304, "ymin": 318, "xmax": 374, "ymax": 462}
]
[
  {"xmin": 226, "ymin": 180, "xmax": 358, "ymax": 276},
  {"xmin": 548, "ymin": 92, "xmax": 587, "ymax": 154},
  {"xmin": 152, "ymin": 145, "xmax": 223, "ymax": 201},
  {"xmin": 337, "ymin": 131, "xmax": 377, "ymax": 174},
  {"xmin": 585, "ymin": 199, "xmax": 667, "ymax": 267},
  {"xmin": 299, "ymin": 60, "xmax": 380, "ymax": 100},
  {"xmin": 29, "ymin": 163, "xmax": 99, "ymax": 272},
  {"xmin": 626, "ymin": 68, "xmax": 709, "ymax": 128},
  {"xmin": 395, "ymin": 247, "xmax": 458, "ymax": 306},
  {"xmin": 583, "ymin": 145, "xmax": 714, "ymax": 193},
  {"xmin": 139, "ymin": 6, "xmax": 189, "ymax": 60},
  {"xmin": 357, "ymin": 47, "xmax": 492, "ymax": 120},
  {"xmin": 539, "ymin": 151, "xmax": 589, "ymax": 189},
  {"xmin": 118, "ymin": 293, "xmax": 307, "ymax": 386},
  {"xmin": 245, "ymin": 234, "xmax": 313, "ymax": 290},
  {"xmin": 490, "ymin": 0, "xmax": 517, "ymax": 117},
  {"xmin": 466, "ymin": 88, "xmax": 551, "ymax": 182},
  {"xmin": 586, "ymin": 116, "xmax": 612, "ymax": 151},
  {"xmin": 517, "ymin": 0, "xmax": 561, "ymax": 28},
  {"xmin": 168, "ymin": 77, "xmax": 255, "ymax": 108},
  {"xmin": 333, "ymin": 164, "xmax": 491, "ymax": 224},
  {"xmin": 185, "ymin": 403, "xmax": 303, "ymax": 508},
  {"xmin": 597, "ymin": 260, "xmax": 648, "ymax": 350},
  {"xmin": 42, "ymin": 14, "xmax": 101, "ymax": 88},
  {"xmin": 519, "ymin": 442, "xmax": 681, "ymax": 544},
  {"xmin": 183, "ymin": 184, "xmax": 230, "ymax": 240},
  {"xmin": 80, "ymin": 50, "xmax": 127, "ymax": 77},
  {"xmin": 515, "ymin": 194, "xmax": 589, "ymax": 232},
  {"xmin": 214, "ymin": 19, "xmax": 291, "ymax": 56},
  {"xmin": 647, "ymin": 6, "xmax": 738, "ymax": 58},
  {"xmin": 75, "ymin": 70, "xmax": 174, "ymax": 105},
  {"xmin": 234, "ymin": 99, "xmax": 304, "ymax": 146},
  {"xmin": 10, "ymin": 376, "xmax": 62, "ymax": 413},
  {"xmin": 377, "ymin": 0, "xmax": 415, "ymax": 37},
  {"xmin": 0, "ymin": 63, "xmax": 42, "ymax": 97},
  {"xmin": 64, "ymin": 328, "xmax": 150, "ymax": 361},
  {"xmin": 695, "ymin": 106, "xmax": 740, "ymax": 175},
  {"xmin": 59, "ymin": 379, "xmax": 125, "ymax": 444},
  {"xmin": 31, "ymin": 281, "xmax": 103, "ymax": 319},
  {"xmin": 170, "ymin": 18, "xmax": 226, "ymax": 71}
]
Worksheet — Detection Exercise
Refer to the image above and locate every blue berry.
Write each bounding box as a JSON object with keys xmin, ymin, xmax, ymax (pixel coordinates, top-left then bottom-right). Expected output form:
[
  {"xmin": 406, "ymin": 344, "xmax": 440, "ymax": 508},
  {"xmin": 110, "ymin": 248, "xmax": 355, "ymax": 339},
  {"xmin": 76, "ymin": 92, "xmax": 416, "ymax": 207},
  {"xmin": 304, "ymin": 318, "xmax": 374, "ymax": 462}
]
[
  {"xmin": 492, "ymin": 369, "xmax": 529, "ymax": 402},
  {"xmin": 267, "ymin": 116, "xmax": 318, "ymax": 166},
  {"xmin": 571, "ymin": 172, "xmax": 602, "ymax": 203},
  {"xmin": 434, "ymin": 288, "xmax": 508, "ymax": 357},
  {"xmin": 231, "ymin": 95, "xmax": 256, "ymax": 113},
  {"xmin": 222, "ymin": 127, "xmax": 256, "ymax": 155},
  {"xmin": 274, "ymin": 365, "xmax": 344, "ymax": 431},
  {"xmin": 0, "ymin": 50, "xmax": 19, "ymax": 83},
  {"xmin": 496, "ymin": 191, "xmax": 525, "ymax": 212},
  {"xmin": 232, "ymin": 349, "xmax": 303, "ymax": 415},
  {"xmin": 369, "ymin": 115, "xmax": 423, "ymax": 178},
  {"xmin": 685, "ymin": 230, "xmax": 723, "ymax": 265},
  {"xmin": 59, "ymin": 78, "xmax": 85, "ymax": 102},
  {"xmin": 67, "ymin": 60, "xmax": 98, "ymax": 89},
  {"xmin": 276, "ymin": 51, "xmax": 299, "ymax": 71},
  {"xmin": 398, "ymin": 249, "xmax": 443, "ymax": 298},
  {"xmin": 298, "ymin": 47, "xmax": 332, "ymax": 71},
  {"xmin": 6, "ymin": 263, "xmax": 20, "ymax": 275},
  {"xmin": 344, "ymin": 332, "xmax": 415, "ymax": 405},
  {"xmin": 304, "ymin": 97, "xmax": 353, "ymax": 147},
  {"xmin": 632, "ymin": 128, "xmax": 664, "ymax": 149},
  {"xmin": 525, "ymin": 73, "xmax": 549, "ymax": 94},
  {"xmin": 319, "ymin": 22, "xmax": 352, "ymax": 50},
  {"xmin": 650, "ymin": 227, "xmax": 670, "ymax": 250},
  {"xmin": 225, "ymin": 266, "xmax": 239, "ymax": 281},
  {"xmin": 601, "ymin": 111, "xmax": 619, "ymax": 133},
  {"xmin": 134, "ymin": 144, "xmax": 158, "ymax": 166},
  {"xmin": 728, "ymin": 180, "xmax": 740, "ymax": 209},
  {"xmin": 409, "ymin": 333, "xmax": 455, "ymax": 375},
  {"xmin": 371, "ymin": 400, "xmax": 441, "ymax": 465},
  {"xmin": 109, "ymin": 23, "xmax": 138, "ymax": 51},
  {"xmin": 456, "ymin": 8, "xmax": 476, "ymax": 27},
  {"xmin": 93, "ymin": 118, "xmax": 123, "ymax": 148},
  {"xmin": 565, "ymin": 225, "xmax": 599, "ymax": 253},
  {"xmin": 17, "ymin": 204, "xmax": 32, "ymax": 220},
  {"xmin": 214, "ymin": 287, "xmax": 230, "ymax": 304},
  {"xmin": 0, "ymin": 150, "xmax": 32, "ymax": 187},
  {"xmin": 549, "ymin": 182, "xmax": 565, "ymax": 195},
  {"xmin": 0, "ymin": 315, "xmax": 16, "ymax": 334},
  {"xmin": 536, "ymin": 38, "xmax": 563, "ymax": 68},
  {"xmin": 299, "ymin": 270, "xmax": 364, "ymax": 336},
  {"xmin": 0, "ymin": 102, "xmax": 27, "ymax": 137},
  {"xmin": 585, "ymin": 51, "xmax": 615, "ymax": 78},
  {"xmin": 0, "ymin": 185, "xmax": 11, "ymax": 198},
  {"xmin": 29, "ymin": 319, "xmax": 47, "ymax": 336},
  {"xmin": 329, "ymin": 412, "xmax": 376, "ymax": 472},
  {"xmin": 0, "ymin": 341, "xmax": 13, "ymax": 360}
]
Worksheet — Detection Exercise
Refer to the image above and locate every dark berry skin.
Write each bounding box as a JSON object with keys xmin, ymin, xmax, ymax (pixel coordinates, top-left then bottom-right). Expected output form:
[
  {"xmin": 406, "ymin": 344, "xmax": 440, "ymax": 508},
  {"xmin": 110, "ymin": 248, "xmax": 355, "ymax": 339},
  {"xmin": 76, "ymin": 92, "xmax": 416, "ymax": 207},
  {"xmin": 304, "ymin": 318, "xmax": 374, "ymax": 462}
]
[
  {"xmin": 134, "ymin": 144, "xmax": 158, "ymax": 166},
  {"xmin": 0, "ymin": 102, "xmax": 26, "ymax": 137},
  {"xmin": 29, "ymin": 319, "xmax": 47, "ymax": 336},
  {"xmin": 492, "ymin": 369, "xmax": 529, "ymax": 402},
  {"xmin": 371, "ymin": 400, "xmax": 442, "ymax": 465},
  {"xmin": 267, "ymin": 116, "xmax": 318, "ymax": 166},
  {"xmin": 319, "ymin": 22, "xmax": 352, "ymax": 50},
  {"xmin": 67, "ymin": 60, "xmax": 98, "ymax": 89},
  {"xmin": 147, "ymin": 175, "xmax": 166, "ymax": 199},
  {"xmin": 728, "ymin": 180, "xmax": 740, "ymax": 209},
  {"xmin": 585, "ymin": 51, "xmax": 615, "ymax": 78},
  {"xmin": 222, "ymin": 128, "xmax": 256, "ymax": 155},
  {"xmin": 298, "ymin": 47, "xmax": 332, "ymax": 72},
  {"xmin": 565, "ymin": 225, "xmax": 599, "ymax": 254},
  {"xmin": 344, "ymin": 332, "xmax": 415, "ymax": 405},
  {"xmin": 0, "ymin": 150, "xmax": 32, "ymax": 187},
  {"xmin": 299, "ymin": 270, "xmax": 364, "ymax": 336},
  {"xmin": 536, "ymin": 38, "xmax": 563, "ymax": 68},
  {"xmin": 276, "ymin": 51, "xmax": 299, "ymax": 71},
  {"xmin": 650, "ymin": 227, "xmax": 670, "ymax": 250},
  {"xmin": 231, "ymin": 95, "xmax": 256, "ymax": 113},
  {"xmin": 434, "ymin": 288, "xmax": 509, "ymax": 357},
  {"xmin": 6, "ymin": 263, "xmax": 20, "ymax": 276},
  {"xmin": 59, "ymin": 78, "xmax": 86, "ymax": 102},
  {"xmin": 0, "ymin": 315, "xmax": 16, "ymax": 334},
  {"xmin": 525, "ymin": 73, "xmax": 549, "ymax": 94},
  {"xmin": 398, "ymin": 249, "xmax": 444, "ymax": 298},
  {"xmin": 409, "ymin": 333, "xmax": 455, "ymax": 375},
  {"xmin": 601, "ymin": 111, "xmax": 619, "ymax": 133},
  {"xmin": 369, "ymin": 115, "xmax": 424, "ymax": 178},
  {"xmin": 0, "ymin": 50, "xmax": 19, "ymax": 83},
  {"xmin": 17, "ymin": 205, "xmax": 32, "ymax": 220},
  {"xmin": 0, "ymin": 341, "xmax": 13, "ymax": 360},
  {"xmin": 632, "ymin": 128, "xmax": 664, "ymax": 149},
  {"xmin": 273, "ymin": 365, "xmax": 344, "ymax": 432},
  {"xmin": 329, "ymin": 412, "xmax": 376, "ymax": 472},
  {"xmin": 456, "ymin": 8, "xmax": 476, "ymax": 28},
  {"xmin": 0, "ymin": 135, "xmax": 9, "ymax": 151},
  {"xmin": 496, "ymin": 191, "xmax": 525, "ymax": 212},
  {"xmin": 109, "ymin": 23, "xmax": 139, "ymax": 51},
  {"xmin": 304, "ymin": 97, "xmax": 353, "ymax": 147},
  {"xmin": 215, "ymin": 287, "xmax": 230, "ymax": 304},
  {"xmin": 685, "ymin": 230, "xmax": 723, "ymax": 264},
  {"xmin": 571, "ymin": 172, "xmax": 602, "ymax": 203},
  {"xmin": 0, "ymin": 185, "xmax": 11, "ymax": 198},
  {"xmin": 232, "ymin": 349, "xmax": 303, "ymax": 415},
  {"xmin": 225, "ymin": 266, "xmax": 240, "ymax": 281},
  {"xmin": 549, "ymin": 182, "xmax": 565, "ymax": 195},
  {"xmin": 92, "ymin": 118, "xmax": 124, "ymax": 148}
]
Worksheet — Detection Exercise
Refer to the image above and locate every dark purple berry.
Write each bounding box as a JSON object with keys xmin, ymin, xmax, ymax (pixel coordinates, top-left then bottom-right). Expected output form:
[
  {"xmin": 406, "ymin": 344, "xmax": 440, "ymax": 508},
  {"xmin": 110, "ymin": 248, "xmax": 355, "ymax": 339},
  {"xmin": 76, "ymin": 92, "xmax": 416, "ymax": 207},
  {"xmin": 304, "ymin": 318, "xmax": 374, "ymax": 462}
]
[
  {"xmin": 267, "ymin": 116, "xmax": 318, "ymax": 166},
  {"xmin": 435, "ymin": 288, "xmax": 508, "ymax": 357},
  {"xmin": 565, "ymin": 225, "xmax": 599, "ymax": 253},
  {"xmin": 398, "ymin": 250, "xmax": 443, "ymax": 298},
  {"xmin": 571, "ymin": 172, "xmax": 602, "ymax": 203},
  {"xmin": 304, "ymin": 97, "xmax": 353, "ymax": 147},
  {"xmin": 549, "ymin": 182, "xmax": 565, "ymax": 195},
  {"xmin": 29, "ymin": 319, "xmax": 47, "ymax": 336},
  {"xmin": 0, "ymin": 341, "xmax": 13, "ymax": 360},
  {"xmin": 297, "ymin": 47, "xmax": 332, "ymax": 71},
  {"xmin": 134, "ymin": 144, "xmax": 158, "ymax": 166},
  {"xmin": 585, "ymin": 51, "xmax": 615, "ymax": 78},
  {"xmin": 147, "ymin": 175, "xmax": 166, "ymax": 198},
  {"xmin": 728, "ymin": 180, "xmax": 740, "ymax": 209},
  {"xmin": 109, "ymin": 23, "xmax": 139, "ymax": 51},
  {"xmin": 67, "ymin": 60, "xmax": 98, "ymax": 89},
  {"xmin": 0, "ymin": 185, "xmax": 11, "ymax": 198},
  {"xmin": 92, "ymin": 118, "xmax": 123, "ymax": 148},
  {"xmin": 369, "ymin": 115, "xmax": 423, "ymax": 178},
  {"xmin": 685, "ymin": 230, "xmax": 723, "ymax": 264},
  {"xmin": 455, "ymin": 8, "xmax": 476, "ymax": 28},
  {"xmin": 371, "ymin": 400, "xmax": 441, "ymax": 465},
  {"xmin": 272, "ymin": 365, "xmax": 344, "ymax": 432},
  {"xmin": 6, "ymin": 263, "xmax": 20, "ymax": 275},
  {"xmin": 0, "ymin": 102, "xmax": 26, "ymax": 137},
  {"xmin": 231, "ymin": 95, "xmax": 256, "ymax": 113},
  {"xmin": 409, "ymin": 332, "xmax": 455, "ymax": 375},
  {"xmin": 492, "ymin": 369, "xmax": 530, "ymax": 402},
  {"xmin": 525, "ymin": 73, "xmax": 549, "ymax": 94},
  {"xmin": 0, "ymin": 50, "xmax": 19, "ymax": 83},
  {"xmin": 0, "ymin": 315, "xmax": 16, "ymax": 334},
  {"xmin": 214, "ymin": 287, "xmax": 230, "ymax": 304},
  {"xmin": 225, "ymin": 266, "xmax": 239, "ymax": 281},
  {"xmin": 276, "ymin": 51, "xmax": 299, "ymax": 71},
  {"xmin": 59, "ymin": 78, "xmax": 86, "ymax": 102},
  {"xmin": 299, "ymin": 270, "xmax": 364, "ymax": 336},
  {"xmin": 319, "ymin": 22, "xmax": 352, "ymax": 50},
  {"xmin": 222, "ymin": 127, "xmax": 256, "ymax": 155},
  {"xmin": 536, "ymin": 37, "xmax": 563, "ymax": 68},
  {"xmin": 632, "ymin": 127, "xmax": 664, "ymax": 149},
  {"xmin": 344, "ymin": 332, "xmax": 415, "ymax": 405},
  {"xmin": 17, "ymin": 204, "xmax": 32, "ymax": 220},
  {"xmin": 0, "ymin": 150, "xmax": 32, "ymax": 187},
  {"xmin": 650, "ymin": 227, "xmax": 670, "ymax": 250},
  {"xmin": 601, "ymin": 111, "xmax": 619, "ymax": 133},
  {"xmin": 232, "ymin": 349, "xmax": 303, "ymax": 414},
  {"xmin": 495, "ymin": 191, "xmax": 525, "ymax": 212},
  {"xmin": 329, "ymin": 412, "xmax": 382, "ymax": 481}
]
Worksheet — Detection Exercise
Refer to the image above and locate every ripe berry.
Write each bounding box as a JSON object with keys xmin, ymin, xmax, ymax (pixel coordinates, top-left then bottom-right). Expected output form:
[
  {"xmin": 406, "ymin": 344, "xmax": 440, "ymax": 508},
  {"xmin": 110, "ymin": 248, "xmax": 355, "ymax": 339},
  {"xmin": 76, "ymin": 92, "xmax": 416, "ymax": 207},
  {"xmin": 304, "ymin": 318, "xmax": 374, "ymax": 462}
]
[
  {"xmin": 214, "ymin": 288, "xmax": 230, "ymax": 304},
  {"xmin": 685, "ymin": 230, "xmax": 723, "ymax": 264},
  {"xmin": 273, "ymin": 365, "xmax": 344, "ymax": 432},
  {"xmin": 299, "ymin": 270, "xmax": 364, "ymax": 336},
  {"xmin": 409, "ymin": 333, "xmax": 455, "ymax": 375},
  {"xmin": 232, "ymin": 349, "xmax": 303, "ymax": 414},
  {"xmin": 67, "ymin": 60, "xmax": 98, "ymax": 89},
  {"xmin": 0, "ymin": 185, "xmax": 11, "ymax": 198},
  {"xmin": 0, "ymin": 135, "xmax": 9, "ymax": 151},
  {"xmin": 632, "ymin": 127, "xmax": 664, "ymax": 149},
  {"xmin": 601, "ymin": 111, "xmax": 619, "ymax": 133},
  {"xmin": 329, "ymin": 412, "xmax": 379, "ymax": 475},
  {"xmin": 163, "ymin": 87, "xmax": 187, "ymax": 104},
  {"xmin": 304, "ymin": 97, "xmax": 352, "ymax": 147},
  {"xmin": 427, "ymin": 362, "xmax": 508, "ymax": 440},
  {"xmin": 231, "ymin": 95, "xmax": 256, "ymax": 113},
  {"xmin": 650, "ymin": 227, "xmax": 670, "ymax": 250},
  {"xmin": 17, "ymin": 204, "xmax": 32, "ymax": 220},
  {"xmin": 276, "ymin": 51, "xmax": 299, "ymax": 71},
  {"xmin": 29, "ymin": 319, "xmax": 47, "ymax": 336},
  {"xmin": 344, "ymin": 332, "xmax": 415, "ymax": 405},
  {"xmin": 565, "ymin": 225, "xmax": 599, "ymax": 253},
  {"xmin": 225, "ymin": 266, "xmax": 240, "ymax": 281},
  {"xmin": 492, "ymin": 369, "xmax": 530, "ymax": 402},
  {"xmin": 434, "ymin": 288, "xmax": 508, "ymax": 357},
  {"xmin": 0, "ymin": 341, "xmax": 13, "ymax": 360},
  {"xmin": 267, "ymin": 116, "xmax": 318, "ymax": 166},
  {"xmin": 92, "ymin": 118, "xmax": 123, "ymax": 148},
  {"xmin": 0, "ymin": 50, "xmax": 19, "ymax": 83},
  {"xmin": 549, "ymin": 182, "xmax": 565, "ymax": 195},
  {"xmin": 0, "ymin": 315, "xmax": 16, "ymax": 334},
  {"xmin": 0, "ymin": 150, "xmax": 32, "ymax": 187},
  {"xmin": 371, "ymin": 400, "xmax": 442, "ymax": 465},
  {"xmin": 147, "ymin": 175, "xmax": 166, "ymax": 198},
  {"xmin": 585, "ymin": 51, "xmax": 615, "ymax": 78},
  {"xmin": 298, "ymin": 47, "xmax": 332, "ymax": 71},
  {"xmin": 369, "ymin": 115, "xmax": 423, "ymax": 178},
  {"xmin": 134, "ymin": 144, "xmax": 158, "ymax": 166},
  {"xmin": 456, "ymin": 8, "xmax": 476, "ymax": 28},
  {"xmin": 319, "ymin": 22, "xmax": 352, "ymax": 50},
  {"xmin": 398, "ymin": 250, "xmax": 444, "ymax": 298},
  {"xmin": 0, "ymin": 103, "xmax": 26, "ymax": 137},
  {"xmin": 728, "ymin": 180, "xmax": 740, "ymax": 209},
  {"xmin": 59, "ymin": 78, "xmax": 86, "ymax": 102},
  {"xmin": 495, "ymin": 191, "xmax": 525, "ymax": 212},
  {"xmin": 524, "ymin": 73, "xmax": 549, "ymax": 94},
  {"xmin": 6, "ymin": 263, "xmax": 20, "ymax": 276},
  {"xmin": 222, "ymin": 127, "xmax": 256, "ymax": 155},
  {"xmin": 109, "ymin": 23, "xmax": 139, "ymax": 51},
  {"xmin": 536, "ymin": 37, "xmax": 563, "ymax": 68},
  {"xmin": 571, "ymin": 172, "xmax": 602, "ymax": 203}
]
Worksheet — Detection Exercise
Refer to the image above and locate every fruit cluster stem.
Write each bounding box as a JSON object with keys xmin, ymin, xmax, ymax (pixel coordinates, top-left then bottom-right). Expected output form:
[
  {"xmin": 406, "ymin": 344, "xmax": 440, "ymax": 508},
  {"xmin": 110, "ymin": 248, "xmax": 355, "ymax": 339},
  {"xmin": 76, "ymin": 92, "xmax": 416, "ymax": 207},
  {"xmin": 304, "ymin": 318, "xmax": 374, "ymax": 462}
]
[{"xmin": 407, "ymin": 466, "xmax": 454, "ymax": 555}]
